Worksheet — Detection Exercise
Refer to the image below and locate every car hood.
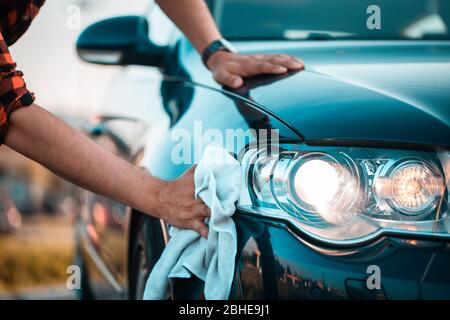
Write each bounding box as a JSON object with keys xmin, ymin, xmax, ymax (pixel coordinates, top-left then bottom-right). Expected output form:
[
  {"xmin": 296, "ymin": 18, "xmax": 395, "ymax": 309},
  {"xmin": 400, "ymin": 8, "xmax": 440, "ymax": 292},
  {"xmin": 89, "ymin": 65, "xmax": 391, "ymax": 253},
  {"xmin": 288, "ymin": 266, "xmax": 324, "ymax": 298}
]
[{"xmin": 234, "ymin": 40, "xmax": 450, "ymax": 148}]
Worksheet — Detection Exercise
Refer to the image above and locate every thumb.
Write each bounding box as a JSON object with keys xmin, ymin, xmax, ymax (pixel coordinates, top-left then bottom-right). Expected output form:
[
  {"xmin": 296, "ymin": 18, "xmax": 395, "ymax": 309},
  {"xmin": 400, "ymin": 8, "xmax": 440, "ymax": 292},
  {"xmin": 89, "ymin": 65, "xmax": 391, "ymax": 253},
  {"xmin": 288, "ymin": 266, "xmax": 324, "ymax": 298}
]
[{"xmin": 216, "ymin": 70, "xmax": 244, "ymax": 89}]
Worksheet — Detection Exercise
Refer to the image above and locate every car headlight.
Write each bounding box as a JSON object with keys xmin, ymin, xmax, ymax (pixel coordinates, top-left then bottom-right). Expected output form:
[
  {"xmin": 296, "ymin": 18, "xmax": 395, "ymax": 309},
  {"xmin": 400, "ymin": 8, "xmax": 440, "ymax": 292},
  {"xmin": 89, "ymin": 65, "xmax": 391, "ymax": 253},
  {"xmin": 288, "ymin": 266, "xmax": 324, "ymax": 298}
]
[{"xmin": 238, "ymin": 144, "xmax": 449, "ymax": 246}]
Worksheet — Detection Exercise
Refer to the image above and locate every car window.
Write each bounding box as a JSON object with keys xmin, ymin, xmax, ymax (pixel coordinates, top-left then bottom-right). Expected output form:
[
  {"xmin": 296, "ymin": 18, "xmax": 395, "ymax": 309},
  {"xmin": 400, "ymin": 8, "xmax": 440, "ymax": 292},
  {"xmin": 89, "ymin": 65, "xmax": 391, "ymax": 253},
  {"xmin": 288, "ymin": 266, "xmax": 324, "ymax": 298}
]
[{"xmin": 207, "ymin": 0, "xmax": 450, "ymax": 41}]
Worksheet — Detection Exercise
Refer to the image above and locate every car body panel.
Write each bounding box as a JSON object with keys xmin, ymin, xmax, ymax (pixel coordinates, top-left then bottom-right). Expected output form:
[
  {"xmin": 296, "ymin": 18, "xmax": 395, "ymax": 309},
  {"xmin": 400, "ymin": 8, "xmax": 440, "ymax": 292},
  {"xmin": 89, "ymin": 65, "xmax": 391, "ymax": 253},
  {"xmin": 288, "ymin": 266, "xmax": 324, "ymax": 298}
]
[
  {"xmin": 77, "ymin": 120, "xmax": 139, "ymax": 299},
  {"xmin": 140, "ymin": 81, "xmax": 301, "ymax": 180}
]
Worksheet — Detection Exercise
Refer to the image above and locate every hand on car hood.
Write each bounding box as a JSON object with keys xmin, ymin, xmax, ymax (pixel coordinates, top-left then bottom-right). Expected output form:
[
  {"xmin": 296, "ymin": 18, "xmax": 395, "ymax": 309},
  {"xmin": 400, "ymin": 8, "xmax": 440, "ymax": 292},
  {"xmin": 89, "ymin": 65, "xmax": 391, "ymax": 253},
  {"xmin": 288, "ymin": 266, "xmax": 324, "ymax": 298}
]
[{"xmin": 232, "ymin": 41, "xmax": 450, "ymax": 147}]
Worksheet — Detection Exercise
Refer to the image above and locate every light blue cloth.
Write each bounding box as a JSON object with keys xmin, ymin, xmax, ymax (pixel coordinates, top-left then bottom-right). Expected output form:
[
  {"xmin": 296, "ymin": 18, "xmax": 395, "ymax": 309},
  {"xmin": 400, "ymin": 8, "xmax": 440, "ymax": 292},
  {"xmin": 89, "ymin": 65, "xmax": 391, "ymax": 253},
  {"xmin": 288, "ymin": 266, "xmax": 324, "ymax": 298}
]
[{"xmin": 143, "ymin": 146, "xmax": 241, "ymax": 300}]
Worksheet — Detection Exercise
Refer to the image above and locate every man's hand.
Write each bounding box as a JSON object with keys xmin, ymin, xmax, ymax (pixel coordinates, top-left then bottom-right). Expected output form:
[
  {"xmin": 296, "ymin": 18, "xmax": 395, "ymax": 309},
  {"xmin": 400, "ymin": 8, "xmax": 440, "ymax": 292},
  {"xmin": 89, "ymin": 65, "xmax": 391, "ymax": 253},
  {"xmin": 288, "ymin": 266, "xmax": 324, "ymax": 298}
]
[
  {"xmin": 156, "ymin": 166, "xmax": 210, "ymax": 238},
  {"xmin": 156, "ymin": 0, "xmax": 304, "ymax": 88},
  {"xmin": 207, "ymin": 51, "xmax": 304, "ymax": 89}
]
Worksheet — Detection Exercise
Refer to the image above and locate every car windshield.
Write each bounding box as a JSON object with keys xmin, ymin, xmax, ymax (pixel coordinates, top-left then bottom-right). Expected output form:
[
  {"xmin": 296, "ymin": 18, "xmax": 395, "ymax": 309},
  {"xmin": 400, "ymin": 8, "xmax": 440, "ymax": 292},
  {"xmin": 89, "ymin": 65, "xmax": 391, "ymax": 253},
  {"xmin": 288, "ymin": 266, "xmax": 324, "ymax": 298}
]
[{"xmin": 208, "ymin": 0, "xmax": 450, "ymax": 40}]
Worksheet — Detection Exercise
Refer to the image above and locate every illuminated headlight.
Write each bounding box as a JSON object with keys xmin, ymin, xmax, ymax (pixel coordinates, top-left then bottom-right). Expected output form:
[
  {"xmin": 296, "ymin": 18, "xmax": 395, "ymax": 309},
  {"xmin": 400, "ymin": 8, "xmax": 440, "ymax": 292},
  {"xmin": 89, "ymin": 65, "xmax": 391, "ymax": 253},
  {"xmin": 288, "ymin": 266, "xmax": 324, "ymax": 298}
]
[
  {"xmin": 374, "ymin": 159, "xmax": 444, "ymax": 216},
  {"xmin": 238, "ymin": 145, "xmax": 449, "ymax": 245},
  {"xmin": 291, "ymin": 153, "xmax": 360, "ymax": 225}
]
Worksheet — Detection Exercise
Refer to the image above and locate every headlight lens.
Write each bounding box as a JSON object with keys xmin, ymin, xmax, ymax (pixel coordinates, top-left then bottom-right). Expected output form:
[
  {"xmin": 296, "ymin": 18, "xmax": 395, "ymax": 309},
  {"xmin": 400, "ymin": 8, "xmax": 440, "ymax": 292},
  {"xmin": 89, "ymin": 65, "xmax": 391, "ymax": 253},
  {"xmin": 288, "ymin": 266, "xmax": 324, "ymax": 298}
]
[
  {"xmin": 238, "ymin": 145, "xmax": 449, "ymax": 245},
  {"xmin": 374, "ymin": 159, "xmax": 443, "ymax": 215},
  {"xmin": 291, "ymin": 153, "xmax": 360, "ymax": 225},
  {"xmin": 294, "ymin": 159, "xmax": 341, "ymax": 209}
]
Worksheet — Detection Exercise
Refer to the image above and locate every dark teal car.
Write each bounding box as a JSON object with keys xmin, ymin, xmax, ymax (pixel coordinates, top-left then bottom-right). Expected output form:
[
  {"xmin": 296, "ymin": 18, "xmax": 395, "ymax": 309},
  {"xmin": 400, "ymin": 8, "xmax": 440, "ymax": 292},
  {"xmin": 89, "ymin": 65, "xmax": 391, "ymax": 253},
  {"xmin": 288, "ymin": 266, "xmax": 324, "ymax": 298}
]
[{"xmin": 75, "ymin": 0, "xmax": 450, "ymax": 299}]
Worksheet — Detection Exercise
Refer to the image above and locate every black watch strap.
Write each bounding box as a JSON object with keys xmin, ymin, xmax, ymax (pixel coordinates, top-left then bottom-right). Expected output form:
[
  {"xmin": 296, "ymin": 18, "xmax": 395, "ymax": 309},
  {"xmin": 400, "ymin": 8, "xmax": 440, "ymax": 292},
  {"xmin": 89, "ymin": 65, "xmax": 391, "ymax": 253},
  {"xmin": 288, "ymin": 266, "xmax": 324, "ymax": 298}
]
[{"xmin": 201, "ymin": 39, "xmax": 236, "ymax": 67}]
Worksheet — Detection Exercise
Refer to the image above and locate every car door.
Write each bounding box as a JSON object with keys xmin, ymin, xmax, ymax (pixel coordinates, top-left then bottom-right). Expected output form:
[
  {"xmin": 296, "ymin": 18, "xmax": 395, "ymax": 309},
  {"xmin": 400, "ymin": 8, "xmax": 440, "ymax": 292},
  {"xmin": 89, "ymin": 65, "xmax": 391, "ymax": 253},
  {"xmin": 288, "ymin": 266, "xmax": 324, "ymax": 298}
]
[
  {"xmin": 79, "ymin": 1, "xmax": 177, "ymax": 298},
  {"xmin": 80, "ymin": 118, "xmax": 147, "ymax": 298}
]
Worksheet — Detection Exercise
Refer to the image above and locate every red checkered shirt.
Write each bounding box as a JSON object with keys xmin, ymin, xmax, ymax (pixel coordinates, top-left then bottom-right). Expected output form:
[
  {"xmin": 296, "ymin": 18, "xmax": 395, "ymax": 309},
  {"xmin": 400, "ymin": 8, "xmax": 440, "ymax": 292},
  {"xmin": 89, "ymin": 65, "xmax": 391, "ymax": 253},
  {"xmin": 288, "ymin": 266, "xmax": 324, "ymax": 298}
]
[{"xmin": 0, "ymin": 0, "xmax": 45, "ymax": 144}]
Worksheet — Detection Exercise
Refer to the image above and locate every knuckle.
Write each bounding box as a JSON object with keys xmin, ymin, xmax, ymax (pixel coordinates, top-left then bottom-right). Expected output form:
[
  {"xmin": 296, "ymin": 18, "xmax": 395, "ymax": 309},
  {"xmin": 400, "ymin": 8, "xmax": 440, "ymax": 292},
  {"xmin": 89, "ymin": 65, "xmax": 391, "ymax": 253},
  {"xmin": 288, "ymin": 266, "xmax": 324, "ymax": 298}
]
[
  {"xmin": 277, "ymin": 54, "xmax": 291, "ymax": 60},
  {"xmin": 253, "ymin": 61, "xmax": 267, "ymax": 71},
  {"xmin": 278, "ymin": 56, "xmax": 291, "ymax": 63},
  {"xmin": 201, "ymin": 206, "xmax": 211, "ymax": 216}
]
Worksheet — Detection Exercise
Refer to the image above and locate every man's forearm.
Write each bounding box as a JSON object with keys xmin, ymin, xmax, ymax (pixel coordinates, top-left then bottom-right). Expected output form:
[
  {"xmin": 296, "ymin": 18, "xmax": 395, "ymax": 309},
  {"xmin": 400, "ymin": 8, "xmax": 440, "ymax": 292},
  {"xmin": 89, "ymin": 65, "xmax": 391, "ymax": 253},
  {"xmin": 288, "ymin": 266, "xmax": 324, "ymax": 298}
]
[
  {"xmin": 5, "ymin": 105, "xmax": 163, "ymax": 216},
  {"xmin": 156, "ymin": 0, "xmax": 221, "ymax": 53},
  {"xmin": 4, "ymin": 105, "xmax": 210, "ymax": 236}
]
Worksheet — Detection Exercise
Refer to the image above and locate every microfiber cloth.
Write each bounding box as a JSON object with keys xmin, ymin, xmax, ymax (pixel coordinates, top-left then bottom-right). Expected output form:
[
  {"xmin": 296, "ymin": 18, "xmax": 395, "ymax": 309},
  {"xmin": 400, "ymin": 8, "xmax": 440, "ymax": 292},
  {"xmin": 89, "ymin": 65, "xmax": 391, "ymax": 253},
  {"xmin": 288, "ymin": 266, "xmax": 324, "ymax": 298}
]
[{"xmin": 143, "ymin": 145, "xmax": 242, "ymax": 300}]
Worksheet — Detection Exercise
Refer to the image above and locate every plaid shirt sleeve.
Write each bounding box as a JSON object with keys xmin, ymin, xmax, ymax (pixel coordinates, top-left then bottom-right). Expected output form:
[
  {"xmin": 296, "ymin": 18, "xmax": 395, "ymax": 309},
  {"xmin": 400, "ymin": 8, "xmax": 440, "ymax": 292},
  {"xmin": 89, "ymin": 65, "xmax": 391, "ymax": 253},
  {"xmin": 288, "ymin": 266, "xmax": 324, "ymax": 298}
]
[{"xmin": 0, "ymin": 0, "xmax": 45, "ymax": 145}]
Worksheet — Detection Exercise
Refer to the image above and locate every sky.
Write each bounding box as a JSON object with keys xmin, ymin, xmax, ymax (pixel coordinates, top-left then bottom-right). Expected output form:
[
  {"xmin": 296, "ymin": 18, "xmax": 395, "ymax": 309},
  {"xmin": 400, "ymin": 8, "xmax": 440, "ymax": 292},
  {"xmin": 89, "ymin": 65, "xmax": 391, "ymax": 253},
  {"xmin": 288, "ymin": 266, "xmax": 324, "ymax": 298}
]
[{"xmin": 9, "ymin": 0, "xmax": 150, "ymax": 118}]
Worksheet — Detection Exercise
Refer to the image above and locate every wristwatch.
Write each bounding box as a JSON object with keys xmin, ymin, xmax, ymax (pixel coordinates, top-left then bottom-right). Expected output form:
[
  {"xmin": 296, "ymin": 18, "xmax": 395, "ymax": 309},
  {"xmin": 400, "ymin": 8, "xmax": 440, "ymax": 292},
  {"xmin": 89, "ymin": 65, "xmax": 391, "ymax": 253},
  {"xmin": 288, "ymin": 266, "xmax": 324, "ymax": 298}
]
[{"xmin": 201, "ymin": 39, "xmax": 237, "ymax": 68}]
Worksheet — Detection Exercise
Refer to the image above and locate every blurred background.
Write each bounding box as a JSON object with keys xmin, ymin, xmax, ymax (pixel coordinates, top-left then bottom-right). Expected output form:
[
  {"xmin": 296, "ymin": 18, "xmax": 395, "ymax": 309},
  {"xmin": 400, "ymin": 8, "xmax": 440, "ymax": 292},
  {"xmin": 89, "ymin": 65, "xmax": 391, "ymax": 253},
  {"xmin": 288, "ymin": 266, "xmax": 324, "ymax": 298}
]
[{"xmin": 0, "ymin": 0, "xmax": 149, "ymax": 299}]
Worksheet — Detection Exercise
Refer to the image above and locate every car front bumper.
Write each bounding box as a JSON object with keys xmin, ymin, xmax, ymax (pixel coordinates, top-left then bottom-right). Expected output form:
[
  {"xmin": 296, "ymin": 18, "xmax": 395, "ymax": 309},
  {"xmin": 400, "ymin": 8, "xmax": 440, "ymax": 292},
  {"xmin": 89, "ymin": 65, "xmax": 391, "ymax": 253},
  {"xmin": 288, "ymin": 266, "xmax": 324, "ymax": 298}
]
[{"xmin": 231, "ymin": 213, "xmax": 450, "ymax": 300}]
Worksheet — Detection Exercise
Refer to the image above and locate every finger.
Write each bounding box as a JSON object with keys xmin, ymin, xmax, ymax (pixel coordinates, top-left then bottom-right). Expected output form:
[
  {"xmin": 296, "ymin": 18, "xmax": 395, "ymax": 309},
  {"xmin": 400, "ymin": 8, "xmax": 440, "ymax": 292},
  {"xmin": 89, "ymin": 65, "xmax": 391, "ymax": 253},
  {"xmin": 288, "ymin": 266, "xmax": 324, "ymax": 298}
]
[
  {"xmin": 193, "ymin": 203, "xmax": 211, "ymax": 218},
  {"xmin": 228, "ymin": 58, "xmax": 288, "ymax": 77},
  {"xmin": 200, "ymin": 204, "xmax": 211, "ymax": 217},
  {"xmin": 287, "ymin": 57, "xmax": 305, "ymax": 69},
  {"xmin": 251, "ymin": 54, "xmax": 274, "ymax": 60},
  {"xmin": 285, "ymin": 56, "xmax": 305, "ymax": 69},
  {"xmin": 192, "ymin": 220, "xmax": 209, "ymax": 239},
  {"xmin": 215, "ymin": 70, "xmax": 244, "ymax": 88},
  {"xmin": 246, "ymin": 61, "xmax": 287, "ymax": 76},
  {"xmin": 252, "ymin": 54, "xmax": 291, "ymax": 61},
  {"xmin": 183, "ymin": 200, "xmax": 208, "ymax": 217},
  {"xmin": 231, "ymin": 60, "xmax": 287, "ymax": 76},
  {"xmin": 270, "ymin": 56, "xmax": 304, "ymax": 70},
  {"xmin": 253, "ymin": 54, "xmax": 304, "ymax": 70}
]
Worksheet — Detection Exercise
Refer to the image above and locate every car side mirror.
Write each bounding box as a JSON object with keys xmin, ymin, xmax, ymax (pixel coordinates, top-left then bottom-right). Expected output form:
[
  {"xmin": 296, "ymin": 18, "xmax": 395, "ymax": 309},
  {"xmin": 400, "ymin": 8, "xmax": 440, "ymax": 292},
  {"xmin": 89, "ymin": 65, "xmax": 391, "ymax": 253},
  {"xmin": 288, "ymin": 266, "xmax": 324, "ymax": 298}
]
[{"xmin": 76, "ymin": 16, "xmax": 167, "ymax": 68}]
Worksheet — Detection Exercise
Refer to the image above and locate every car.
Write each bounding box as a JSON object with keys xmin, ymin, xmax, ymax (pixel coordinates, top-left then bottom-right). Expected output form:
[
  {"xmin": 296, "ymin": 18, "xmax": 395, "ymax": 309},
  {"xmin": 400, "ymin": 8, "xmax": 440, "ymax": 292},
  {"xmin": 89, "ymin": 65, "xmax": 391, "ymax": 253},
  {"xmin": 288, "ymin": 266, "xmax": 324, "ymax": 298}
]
[{"xmin": 74, "ymin": 0, "xmax": 450, "ymax": 300}]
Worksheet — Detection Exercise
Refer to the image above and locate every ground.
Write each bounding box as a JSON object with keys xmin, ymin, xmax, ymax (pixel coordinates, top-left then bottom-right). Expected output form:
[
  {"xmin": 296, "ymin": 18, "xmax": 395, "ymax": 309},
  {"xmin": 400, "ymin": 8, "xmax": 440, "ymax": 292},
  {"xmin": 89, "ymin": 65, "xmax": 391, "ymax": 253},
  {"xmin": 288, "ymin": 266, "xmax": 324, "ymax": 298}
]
[{"xmin": 0, "ymin": 214, "xmax": 75, "ymax": 300}]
